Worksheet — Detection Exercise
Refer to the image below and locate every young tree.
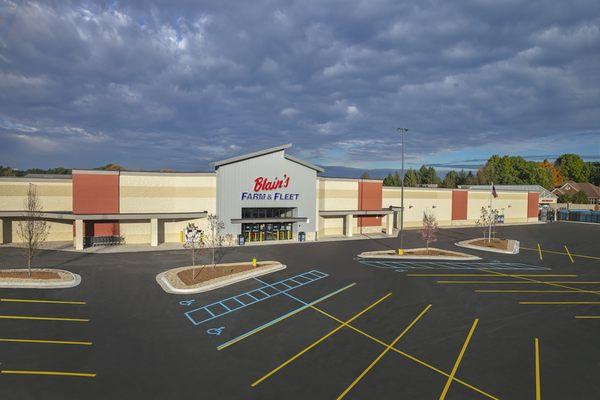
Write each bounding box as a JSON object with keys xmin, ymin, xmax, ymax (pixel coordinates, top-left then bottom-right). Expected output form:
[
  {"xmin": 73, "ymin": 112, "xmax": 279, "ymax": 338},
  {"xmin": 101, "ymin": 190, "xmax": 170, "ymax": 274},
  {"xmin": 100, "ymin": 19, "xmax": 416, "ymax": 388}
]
[
  {"xmin": 419, "ymin": 210, "xmax": 438, "ymax": 254},
  {"xmin": 16, "ymin": 184, "xmax": 50, "ymax": 276},
  {"xmin": 183, "ymin": 223, "xmax": 204, "ymax": 279},
  {"xmin": 476, "ymin": 206, "xmax": 499, "ymax": 242},
  {"xmin": 205, "ymin": 214, "xmax": 226, "ymax": 267},
  {"xmin": 360, "ymin": 171, "xmax": 371, "ymax": 179}
]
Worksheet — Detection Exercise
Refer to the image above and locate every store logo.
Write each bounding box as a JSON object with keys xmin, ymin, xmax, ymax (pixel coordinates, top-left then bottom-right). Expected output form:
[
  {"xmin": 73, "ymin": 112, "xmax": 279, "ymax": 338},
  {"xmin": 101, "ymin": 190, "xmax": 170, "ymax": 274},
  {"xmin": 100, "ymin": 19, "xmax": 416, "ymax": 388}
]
[
  {"xmin": 241, "ymin": 174, "xmax": 299, "ymax": 201},
  {"xmin": 253, "ymin": 174, "xmax": 290, "ymax": 192}
]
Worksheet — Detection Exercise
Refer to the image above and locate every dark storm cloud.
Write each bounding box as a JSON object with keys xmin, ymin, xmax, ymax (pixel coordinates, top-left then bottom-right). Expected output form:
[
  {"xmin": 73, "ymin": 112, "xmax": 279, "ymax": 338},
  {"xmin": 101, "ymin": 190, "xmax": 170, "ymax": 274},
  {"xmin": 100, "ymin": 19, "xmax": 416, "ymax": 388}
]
[{"xmin": 0, "ymin": 0, "xmax": 599, "ymax": 170}]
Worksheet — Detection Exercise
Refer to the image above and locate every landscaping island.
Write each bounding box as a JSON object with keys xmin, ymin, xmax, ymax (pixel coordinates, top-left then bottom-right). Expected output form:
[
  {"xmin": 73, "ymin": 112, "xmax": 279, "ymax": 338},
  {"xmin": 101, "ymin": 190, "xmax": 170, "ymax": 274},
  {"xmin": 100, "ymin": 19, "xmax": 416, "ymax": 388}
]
[
  {"xmin": 358, "ymin": 247, "xmax": 481, "ymax": 260},
  {"xmin": 0, "ymin": 268, "xmax": 82, "ymax": 289},
  {"xmin": 456, "ymin": 238, "xmax": 520, "ymax": 254},
  {"xmin": 156, "ymin": 261, "xmax": 286, "ymax": 294}
]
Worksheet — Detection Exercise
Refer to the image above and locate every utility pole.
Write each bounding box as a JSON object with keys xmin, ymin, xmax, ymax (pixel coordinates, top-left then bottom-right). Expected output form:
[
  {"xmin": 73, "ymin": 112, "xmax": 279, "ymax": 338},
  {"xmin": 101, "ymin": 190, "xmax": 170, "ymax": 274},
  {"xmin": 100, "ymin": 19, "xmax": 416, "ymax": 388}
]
[{"xmin": 397, "ymin": 128, "xmax": 408, "ymax": 254}]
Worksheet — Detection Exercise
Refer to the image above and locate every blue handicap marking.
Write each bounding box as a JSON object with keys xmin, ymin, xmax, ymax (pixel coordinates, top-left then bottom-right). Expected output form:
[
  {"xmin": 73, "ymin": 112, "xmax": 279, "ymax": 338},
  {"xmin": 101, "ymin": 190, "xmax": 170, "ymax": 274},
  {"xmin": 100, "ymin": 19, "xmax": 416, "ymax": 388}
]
[
  {"xmin": 207, "ymin": 327, "xmax": 225, "ymax": 336},
  {"xmin": 180, "ymin": 299, "xmax": 195, "ymax": 306}
]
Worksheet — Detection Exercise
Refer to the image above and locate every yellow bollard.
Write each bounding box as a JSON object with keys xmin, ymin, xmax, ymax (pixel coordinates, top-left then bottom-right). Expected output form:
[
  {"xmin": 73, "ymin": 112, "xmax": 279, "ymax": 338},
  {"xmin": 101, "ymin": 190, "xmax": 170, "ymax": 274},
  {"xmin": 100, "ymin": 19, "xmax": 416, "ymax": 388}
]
[
  {"xmin": 252, "ymin": 257, "xmax": 257, "ymax": 267},
  {"xmin": 398, "ymin": 249, "xmax": 404, "ymax": 255},
  {"xmin": 179, "ymin": 231, "xmax": 184, "ymax": 243}
]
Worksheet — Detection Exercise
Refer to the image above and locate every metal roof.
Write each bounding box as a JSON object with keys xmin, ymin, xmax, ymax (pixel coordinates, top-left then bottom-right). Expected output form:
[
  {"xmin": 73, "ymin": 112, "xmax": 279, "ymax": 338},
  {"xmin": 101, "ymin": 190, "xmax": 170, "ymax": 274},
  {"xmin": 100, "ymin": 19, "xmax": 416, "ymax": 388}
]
[
  {"xmin": 211, "ymin": 143, "xmax": 324, "ymax": 172},
  {"xmin": 460, "ymin": 184, "xmax": 558, "ymax": 199}
]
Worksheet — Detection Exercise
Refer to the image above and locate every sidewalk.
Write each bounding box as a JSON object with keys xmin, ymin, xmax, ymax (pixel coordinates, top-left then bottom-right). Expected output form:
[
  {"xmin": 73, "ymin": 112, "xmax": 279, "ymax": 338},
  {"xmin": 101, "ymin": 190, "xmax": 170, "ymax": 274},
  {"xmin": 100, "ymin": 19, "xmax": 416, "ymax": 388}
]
[{"xmin": 0, "ymin": 221, "xmax": 545, "ymax": 254}]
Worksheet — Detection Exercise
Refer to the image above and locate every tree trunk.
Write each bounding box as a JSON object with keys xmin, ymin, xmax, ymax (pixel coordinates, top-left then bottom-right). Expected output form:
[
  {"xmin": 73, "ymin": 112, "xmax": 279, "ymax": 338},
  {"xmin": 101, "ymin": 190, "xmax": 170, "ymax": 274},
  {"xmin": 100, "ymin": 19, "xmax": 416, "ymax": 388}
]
[{"xmin": 28, "ymin": 253, "xmax": 32, "ymax": 277}]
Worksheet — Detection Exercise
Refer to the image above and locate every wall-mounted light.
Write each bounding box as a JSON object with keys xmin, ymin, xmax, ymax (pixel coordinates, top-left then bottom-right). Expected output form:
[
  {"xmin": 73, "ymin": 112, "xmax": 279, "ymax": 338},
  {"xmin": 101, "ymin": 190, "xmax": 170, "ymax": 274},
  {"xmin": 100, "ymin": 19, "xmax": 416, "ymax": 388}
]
[
  {"xmin": 508, "ymin": 205, "xmax": 512, "ymax": 208},
  {"xmin": 432, "ymin": 205, "xmax": 437, "ymax": 209},
  {"xmin": 409, "ymin": 205, "xmax": 413, "ymax": 209}
]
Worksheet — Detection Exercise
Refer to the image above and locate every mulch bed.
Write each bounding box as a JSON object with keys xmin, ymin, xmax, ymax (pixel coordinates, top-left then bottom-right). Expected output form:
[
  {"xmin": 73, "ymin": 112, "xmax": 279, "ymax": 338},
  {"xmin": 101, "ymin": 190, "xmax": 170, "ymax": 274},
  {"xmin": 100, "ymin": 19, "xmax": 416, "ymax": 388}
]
[
  {"xmin": 0, "ymin": 270, "xmax": 61, "ymax": 280},
  {"xmin": 404, "ymin": 249, "xmax": 455, "ymax": 256},
  {"xmin": 177, "ymin": 264, "xmax": 256, "ymax": 285},
  {"xmin": 471, "ymin": 239, "xmax": 509, "ymax": 250}
]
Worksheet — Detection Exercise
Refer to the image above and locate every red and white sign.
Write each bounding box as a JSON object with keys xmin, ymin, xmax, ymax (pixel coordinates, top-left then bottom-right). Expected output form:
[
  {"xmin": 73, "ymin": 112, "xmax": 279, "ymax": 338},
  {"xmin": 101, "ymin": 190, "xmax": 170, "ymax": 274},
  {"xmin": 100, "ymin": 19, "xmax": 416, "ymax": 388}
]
[{"xmin": 253, "ymin": 174, "xmax": 290, "ymax": 192}]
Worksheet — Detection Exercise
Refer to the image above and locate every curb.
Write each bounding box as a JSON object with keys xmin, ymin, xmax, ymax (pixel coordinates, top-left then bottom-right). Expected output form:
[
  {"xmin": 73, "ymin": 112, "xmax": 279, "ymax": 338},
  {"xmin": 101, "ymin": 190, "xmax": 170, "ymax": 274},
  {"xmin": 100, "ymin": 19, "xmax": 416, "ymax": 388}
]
[
  {"xmin": 357, "ymin": 248, "xmax": 481, "ymax": 261},
  {"xmin": 156, "ymin": 262, "xmax": 286, "ymax": 294},
  {"xmin": 0, "ymin": 271, "xmax": 81, "ymax": 289},
  {"xmin": 455, "ymin": 239, "xmax": 520, "ymax": 254}
]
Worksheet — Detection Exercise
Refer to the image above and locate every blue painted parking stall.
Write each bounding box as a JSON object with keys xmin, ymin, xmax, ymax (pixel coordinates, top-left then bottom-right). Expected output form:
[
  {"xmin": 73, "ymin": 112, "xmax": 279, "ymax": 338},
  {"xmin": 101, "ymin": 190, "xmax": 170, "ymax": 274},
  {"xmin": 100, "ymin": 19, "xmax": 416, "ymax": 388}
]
[{"xmin": 182, "ymin": 269, "xmax": 329, "ymax": 326}]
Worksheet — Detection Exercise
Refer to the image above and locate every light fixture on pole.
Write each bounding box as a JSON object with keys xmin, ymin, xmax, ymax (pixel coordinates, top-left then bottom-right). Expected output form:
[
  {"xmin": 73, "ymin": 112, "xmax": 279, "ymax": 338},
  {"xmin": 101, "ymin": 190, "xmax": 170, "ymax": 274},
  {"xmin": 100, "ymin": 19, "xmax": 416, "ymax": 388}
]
[{"xmin": 397, "ymin": 128, "xmax": 408, "ymax": 254}]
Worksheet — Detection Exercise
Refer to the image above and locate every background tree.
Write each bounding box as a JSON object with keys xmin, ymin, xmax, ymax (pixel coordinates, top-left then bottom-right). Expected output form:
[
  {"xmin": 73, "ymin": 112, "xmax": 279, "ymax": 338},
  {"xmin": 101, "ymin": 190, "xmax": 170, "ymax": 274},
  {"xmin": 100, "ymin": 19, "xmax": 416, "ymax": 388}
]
[
  {"xmin": 360, "ymin": 171, "xmax": 371, "ymax": 179},
  {"xmin": 95, "ymin": 163, "xmax": 126, "ymax": 171},
  {"xmin": 418, "ymin": 165, "xmax": 441, "ymax": 185},
  {"xmin": 16, "ymin": 184, "xmax": 50, "ymax": 276},
  {"xmin": 383, "ymin": 171, "xmax": 401, "ymax": 186},
  {"xmin": 557, "ymin": 193, "xmax": 572, "ymax": 203},
  {"xmin": 403, "ymin": 169, "xmax": 420, "ymax": 187},
  {"xmin": 419, "ymin": 210, "xmax": 438, "ymax": 254},
  {"xmin": 539, "ymin": 159, "xmax": 563, "ymax": 187},
  {"xmin": 442, "ymin": 170, "xmax": 458, "ymax": 188},
  {"xmin": 572, "ymin": 190, "xmax": 589, "ymax": 204},
  {"xmin": 588, "ymin": 162, "xmax": 600, "ymax": 185},
  {"xmin": 554, "ymin": 154, "xmax": 590, "ymax": 182}
]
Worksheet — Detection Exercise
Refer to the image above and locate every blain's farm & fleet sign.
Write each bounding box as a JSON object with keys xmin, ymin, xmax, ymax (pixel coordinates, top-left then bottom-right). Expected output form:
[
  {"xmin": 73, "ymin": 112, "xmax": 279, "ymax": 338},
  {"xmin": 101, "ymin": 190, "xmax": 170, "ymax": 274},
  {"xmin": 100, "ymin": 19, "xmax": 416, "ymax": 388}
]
[{"xmin": 241, "ymin": 174, "xmax": 300, "ymax": 201}]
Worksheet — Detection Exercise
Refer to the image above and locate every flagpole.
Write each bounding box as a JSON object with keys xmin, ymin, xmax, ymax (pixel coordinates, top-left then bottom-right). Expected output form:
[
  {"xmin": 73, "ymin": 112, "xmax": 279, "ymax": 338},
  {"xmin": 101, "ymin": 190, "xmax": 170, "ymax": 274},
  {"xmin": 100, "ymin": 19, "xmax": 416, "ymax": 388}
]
[{"xmin": 489, "ymin": 182, "xmax": 493, "ymax": 242}]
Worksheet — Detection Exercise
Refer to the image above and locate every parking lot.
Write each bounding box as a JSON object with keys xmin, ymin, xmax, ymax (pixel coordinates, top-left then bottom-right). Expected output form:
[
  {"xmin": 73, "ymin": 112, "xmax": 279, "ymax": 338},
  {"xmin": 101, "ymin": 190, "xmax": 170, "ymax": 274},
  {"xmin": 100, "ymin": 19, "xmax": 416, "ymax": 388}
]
[{"xmin": 0, "ymin": 221, "xmax": 599, "ymax": 399}]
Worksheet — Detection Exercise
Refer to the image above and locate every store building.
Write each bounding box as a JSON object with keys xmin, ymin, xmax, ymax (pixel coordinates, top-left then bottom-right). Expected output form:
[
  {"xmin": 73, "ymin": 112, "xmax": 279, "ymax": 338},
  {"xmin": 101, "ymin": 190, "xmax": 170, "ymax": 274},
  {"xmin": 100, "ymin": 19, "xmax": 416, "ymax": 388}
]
[{"xmin": 0, "ymin": 144, "xmax": 540, "ymax": 250}]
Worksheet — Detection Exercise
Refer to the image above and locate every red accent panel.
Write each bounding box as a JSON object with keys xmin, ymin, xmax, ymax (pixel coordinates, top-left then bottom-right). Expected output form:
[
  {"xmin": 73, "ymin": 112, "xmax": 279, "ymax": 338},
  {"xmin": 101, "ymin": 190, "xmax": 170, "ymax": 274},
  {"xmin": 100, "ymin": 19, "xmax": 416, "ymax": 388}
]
[
  {"xmin": 527, "ymin": 192, "xmax": 539, "ymax": 218},
  {"xmin": 85, "ymin": 221, "xmax": 120, "ymax": 237},
  {"xmin": 358, "ymin": 181, "xmax": 383, "ymax": 227},
  {"xmin": 452, "ymin": 190, "xmax": 468, "ymax": 220},
  {"xmin": 73, "ymin": 173, "xmax": 119, "ymax": 215}
]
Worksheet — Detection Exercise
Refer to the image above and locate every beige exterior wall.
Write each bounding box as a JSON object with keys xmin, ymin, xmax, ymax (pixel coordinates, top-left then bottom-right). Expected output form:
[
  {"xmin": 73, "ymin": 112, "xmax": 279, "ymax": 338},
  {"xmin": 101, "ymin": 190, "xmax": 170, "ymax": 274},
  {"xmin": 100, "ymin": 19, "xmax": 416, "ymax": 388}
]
[
  {"xmin": 317, "ymin": 178, "xmax": 359, "ymax": 211},
  {"xmin": 467, "ymin": 191, "xmax": 528, "ymax": 224},
  {"xmin": 383, "ymin": 187, "xmax": 453, "ymax": 227},
  {"xmin": 0, "ymin": 178, "xmax": 73, "ymax": 242},
  {"xmin": 0, "ymin": 178, "xmax": 72, "ymax": 212},
  {"xmin": 317, "ymin": 178, "xmax": 359, "ymax": 237},
  {"xmin": 119, "ymin": 173, "xmax": 216, "ymax": 243}
]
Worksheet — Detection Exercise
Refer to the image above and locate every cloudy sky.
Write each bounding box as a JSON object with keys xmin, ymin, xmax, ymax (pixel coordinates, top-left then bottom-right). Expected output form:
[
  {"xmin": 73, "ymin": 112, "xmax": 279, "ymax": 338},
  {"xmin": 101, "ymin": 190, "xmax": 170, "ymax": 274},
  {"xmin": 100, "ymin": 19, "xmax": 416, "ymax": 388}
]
[{"xmin": 1, "ymin": 0, "xmax": 599, "ymax": 171}]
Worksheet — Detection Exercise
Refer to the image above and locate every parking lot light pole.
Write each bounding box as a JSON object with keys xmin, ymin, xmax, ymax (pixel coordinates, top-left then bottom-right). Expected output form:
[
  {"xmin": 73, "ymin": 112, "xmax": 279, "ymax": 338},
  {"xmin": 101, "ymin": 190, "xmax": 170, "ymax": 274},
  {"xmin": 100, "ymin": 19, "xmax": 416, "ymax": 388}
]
[{"xmin": 397, "ymin": 128, "xmax": 409, "ymax": 254}]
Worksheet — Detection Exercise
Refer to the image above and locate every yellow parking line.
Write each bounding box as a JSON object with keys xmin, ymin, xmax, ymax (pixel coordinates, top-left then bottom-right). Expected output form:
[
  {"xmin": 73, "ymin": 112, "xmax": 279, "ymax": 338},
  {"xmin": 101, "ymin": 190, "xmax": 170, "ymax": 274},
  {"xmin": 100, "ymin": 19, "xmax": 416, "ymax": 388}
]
[
  {"xmin": 475, "ymin": 290, "xmax": 589, "ymax": 294},
  {"xmin": 336, "ymin": 305, "xmax": 431, "ymax": 400},
  {"xmin": 408, "ymin": 274, "xmax": 577, "ymax": 278},
  {"xmin": 0, "ymin": 315, "xmax": 89, "ymax": 322},
  {"xmin": 521, "ymin": 246, "xmax": 600, "ymax": 261},
  {"xmin": 0, "ymin": 338, "xmax": 92, "ymax": 346},
  {"xmin": 439, "ymin": 319, "xmax": 479, "ymax": 400},
  {"xmin": 1, "ymin": 370, "xmax": 95, "ymax": 378},
  {"xmin": 479, "ymin": 269, "xmax": 600, "ymax": 297},
  {"xmin": 520, "ymin": 301, "xmax": 600, "ymax": 305},
  {"xmin": 438, "ymin": 281, "xmax": 600, "ymax": 284},
  {"xmin": 251, "ymin": 292, "xmax": 392, "ymax": 387},
  {"xmin": 311, "ymin": 306, "xmax": 498, "ymax": 400},
  {"xmin": 0, "ymin": 298, "xmax": 86, "ymax": 305},
  {"xmin": 564, "ymin": 246, "xmax": 574, "ymax": 263},
  {"xmin": 574, "ymin": 316, "xmax": 600, "ymax": 319},
  {"xmin": 537, "ymin": 243, "xmax": 543, "ymax": 261},
  {"xmin": 534, "ymin": 338, "xmax": 541, "ymax": 400}
]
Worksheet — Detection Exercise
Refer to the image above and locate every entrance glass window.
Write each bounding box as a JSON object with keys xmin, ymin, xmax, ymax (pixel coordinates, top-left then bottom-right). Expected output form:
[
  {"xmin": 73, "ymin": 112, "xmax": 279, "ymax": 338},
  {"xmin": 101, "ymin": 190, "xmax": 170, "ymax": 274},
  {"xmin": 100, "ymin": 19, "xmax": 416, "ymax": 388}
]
[
  {"xmin": 242, "ymin": 222, "xmax": 293, "ymax": 242},
  {"xmin": 241, "ymin": 208, "xmax": 295, "ymax": 242},
  {"xmin": 242, "ymin": 208, "xmax": 294, "ymax": 219}
]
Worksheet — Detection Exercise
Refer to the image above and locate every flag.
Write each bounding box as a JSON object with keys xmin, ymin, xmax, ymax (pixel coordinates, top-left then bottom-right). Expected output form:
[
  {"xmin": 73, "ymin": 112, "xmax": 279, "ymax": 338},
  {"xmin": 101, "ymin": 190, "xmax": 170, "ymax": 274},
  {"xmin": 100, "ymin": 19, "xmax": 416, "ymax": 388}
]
[{"xmin": 491, "ymin": 183, "xmax": 498, "ymax": 198}]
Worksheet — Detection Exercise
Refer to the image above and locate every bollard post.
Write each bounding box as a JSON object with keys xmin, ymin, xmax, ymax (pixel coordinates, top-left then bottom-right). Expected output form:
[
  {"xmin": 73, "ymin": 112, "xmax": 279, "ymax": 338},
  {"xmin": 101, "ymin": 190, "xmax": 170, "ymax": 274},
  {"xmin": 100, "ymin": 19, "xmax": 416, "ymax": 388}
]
[{"xmin": 252, "ymin": 257, "xmax": 257, "ymax": 267}]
